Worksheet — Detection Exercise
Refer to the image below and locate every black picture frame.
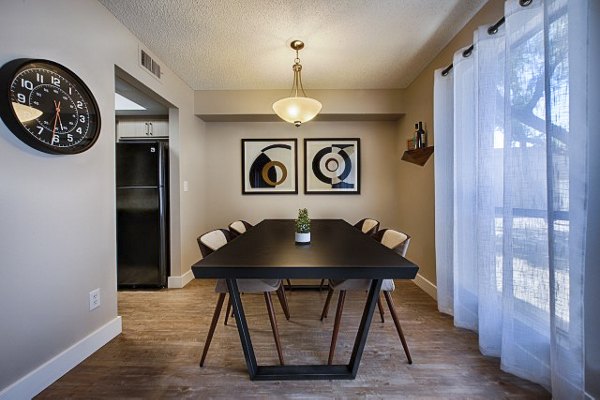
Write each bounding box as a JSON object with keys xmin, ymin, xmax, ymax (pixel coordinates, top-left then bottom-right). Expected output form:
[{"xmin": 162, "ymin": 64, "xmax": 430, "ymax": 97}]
[
  {"xmin": 304, "ymin": 138, "xmax": 361, "ymax": 194},
  {"xmin": 242, "ymin": 139, "xmax": 298, "ymax": 195}
]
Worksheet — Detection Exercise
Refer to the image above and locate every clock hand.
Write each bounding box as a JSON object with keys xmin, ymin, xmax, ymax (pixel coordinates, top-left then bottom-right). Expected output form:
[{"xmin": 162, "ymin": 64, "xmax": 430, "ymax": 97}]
[
  {"xmin": 52, "ymin": 106, "xmax": 59, "ymax": 136},
  {"xmin": 54, "ymin": 100, "xmax": 64, "ymax": 131},
  {"xmin": 51, "ymin": 100, "xmax": 63, "ymax": 135},
  {"xmin": 57, "ymin": 113, "xmax": 64, "ymax": 131}
]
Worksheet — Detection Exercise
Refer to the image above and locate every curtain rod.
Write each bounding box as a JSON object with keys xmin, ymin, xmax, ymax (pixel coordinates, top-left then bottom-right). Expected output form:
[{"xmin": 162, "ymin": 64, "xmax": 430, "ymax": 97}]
[{"xmin": 440, "ymin": 0, "xmax": 532, "ymax": 77}]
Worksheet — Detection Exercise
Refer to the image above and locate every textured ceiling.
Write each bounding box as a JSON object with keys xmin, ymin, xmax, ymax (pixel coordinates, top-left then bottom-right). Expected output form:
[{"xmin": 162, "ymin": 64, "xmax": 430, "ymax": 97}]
[{"xmin": 99, "ymin": 0, "xmax": 488, "ymax": 90}]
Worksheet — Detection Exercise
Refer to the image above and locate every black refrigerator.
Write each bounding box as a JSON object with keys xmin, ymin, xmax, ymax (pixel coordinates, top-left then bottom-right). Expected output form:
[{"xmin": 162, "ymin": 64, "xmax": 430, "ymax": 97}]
[{"xmin": 116, "ymin": 141, "xmax": 169, "ymax": 288}]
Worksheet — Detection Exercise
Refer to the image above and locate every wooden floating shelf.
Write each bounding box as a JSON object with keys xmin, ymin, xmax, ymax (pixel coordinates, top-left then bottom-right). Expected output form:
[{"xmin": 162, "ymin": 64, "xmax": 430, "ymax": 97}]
[{"xmin": 401, "ymin": 146, "xmax": 434, "ymax": 166}]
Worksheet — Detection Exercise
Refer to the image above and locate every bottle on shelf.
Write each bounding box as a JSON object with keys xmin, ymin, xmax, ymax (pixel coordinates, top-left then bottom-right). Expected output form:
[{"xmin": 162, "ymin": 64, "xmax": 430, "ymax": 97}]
[
  {"xmin": 414, "ymin": 122, "xmax": 423, "ymax": 149},
  {"xmin": 417, "ymin": 121, "xmax": 427, "ymax": 148}
]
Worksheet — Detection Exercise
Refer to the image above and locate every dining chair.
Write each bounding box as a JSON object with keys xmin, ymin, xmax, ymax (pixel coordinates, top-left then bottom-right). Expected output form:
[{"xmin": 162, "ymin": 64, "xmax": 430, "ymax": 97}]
[
  {"xmin": 320, "ymin": 228, "xmax": 412, "ymax": 365},
  {"xmin": 228, "ymin": 219, "xmax": 253, "ymax": 238},
  {"xmin": 197, "ymin": 228, "xmax": 290, "ymax": 366},
  {"xmin": 353, "ymin": 218, "xmax": 380, "ymax": 236}
]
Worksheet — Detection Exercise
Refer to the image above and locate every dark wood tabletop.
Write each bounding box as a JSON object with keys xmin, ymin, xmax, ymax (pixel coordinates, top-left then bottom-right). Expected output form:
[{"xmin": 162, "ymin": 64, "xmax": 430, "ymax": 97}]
[{"xmin": 192, "ymin": 219, "xmax": 418, "ymax": 280}]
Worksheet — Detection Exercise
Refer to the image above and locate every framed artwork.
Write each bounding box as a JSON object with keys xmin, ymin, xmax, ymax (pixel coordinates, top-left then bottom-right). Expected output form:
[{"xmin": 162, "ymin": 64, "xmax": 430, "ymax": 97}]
[
  {"xmin": 242, "ymin": 139, "xmax": 298, "ymax": 194},
  {"xmin": 304, "ymin": 138, "xmax": 360, "ymax": 194}
]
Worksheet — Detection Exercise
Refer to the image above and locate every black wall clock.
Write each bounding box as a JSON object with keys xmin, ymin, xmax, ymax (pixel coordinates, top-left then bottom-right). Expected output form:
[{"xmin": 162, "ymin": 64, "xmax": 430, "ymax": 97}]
[{"xmin": 0, "ymin": 58, "xmax": 101, "ymax": 155}]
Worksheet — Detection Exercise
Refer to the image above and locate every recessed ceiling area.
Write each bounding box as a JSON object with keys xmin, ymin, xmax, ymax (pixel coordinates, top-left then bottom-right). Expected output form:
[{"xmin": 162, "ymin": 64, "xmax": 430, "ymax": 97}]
[
  {"xmin": 99, "ymin": 0, "xmax": 488, "ymax": 90},
  {"xmin": 115, "ymin": 71, "xmax": 169, "ymax": 116}
]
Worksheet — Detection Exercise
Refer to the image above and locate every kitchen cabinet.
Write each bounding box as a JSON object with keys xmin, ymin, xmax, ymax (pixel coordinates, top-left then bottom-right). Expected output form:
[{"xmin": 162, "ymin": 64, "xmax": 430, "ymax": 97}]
[{"xmin": 117, "ymin": 119, "xmax": 168, "ymax": 139}]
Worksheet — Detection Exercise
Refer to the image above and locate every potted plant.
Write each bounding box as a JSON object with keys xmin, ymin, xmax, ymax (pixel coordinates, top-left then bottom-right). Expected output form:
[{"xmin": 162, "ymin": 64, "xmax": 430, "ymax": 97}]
[{"xmin": 295, "ymin": 208, "xmax": 311, "ymax": 244}]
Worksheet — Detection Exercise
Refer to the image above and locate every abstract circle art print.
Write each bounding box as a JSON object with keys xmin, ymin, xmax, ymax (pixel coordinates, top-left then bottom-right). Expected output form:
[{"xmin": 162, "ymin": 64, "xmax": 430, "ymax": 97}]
[
  {"xmin": 242, "ymin": 139, "xmax": 298, "ymax": 194},
  {"xmin": 304, "ymin": 138, "xmax": 360, "ymax": 194}
]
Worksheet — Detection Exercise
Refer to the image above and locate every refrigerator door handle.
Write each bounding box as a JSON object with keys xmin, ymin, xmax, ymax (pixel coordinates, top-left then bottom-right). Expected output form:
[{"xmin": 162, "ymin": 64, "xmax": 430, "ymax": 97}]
[
  {"xmin": 158, "ymin": 143, "xmax": 168, "ymax": 286},
  {"xmin": 158, "ymin": 186, "xmax": 168, "ymax": 286},
  {"xmin": 158, "ymin": 142, "xmax": 165, "ymax": 187}
]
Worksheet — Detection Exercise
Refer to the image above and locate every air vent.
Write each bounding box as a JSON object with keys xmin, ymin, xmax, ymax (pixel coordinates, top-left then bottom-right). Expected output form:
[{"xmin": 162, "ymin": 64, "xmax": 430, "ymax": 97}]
[{"xmin": 140, "ymin": 49, "xmax": 161, "ymax": 80}]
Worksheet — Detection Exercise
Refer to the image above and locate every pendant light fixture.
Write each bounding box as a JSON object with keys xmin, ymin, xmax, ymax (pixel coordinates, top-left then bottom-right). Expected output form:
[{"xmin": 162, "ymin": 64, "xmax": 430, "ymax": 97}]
[{"xmin": 272, "ymin": 40, "xmax": 322, "ymax": 127}]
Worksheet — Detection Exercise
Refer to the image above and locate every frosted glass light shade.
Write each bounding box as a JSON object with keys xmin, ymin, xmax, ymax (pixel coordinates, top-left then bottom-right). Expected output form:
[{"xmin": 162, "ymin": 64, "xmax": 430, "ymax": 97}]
[{"xmin": 272, "ymin": 96, "xmax": 322, "ymax": 127}]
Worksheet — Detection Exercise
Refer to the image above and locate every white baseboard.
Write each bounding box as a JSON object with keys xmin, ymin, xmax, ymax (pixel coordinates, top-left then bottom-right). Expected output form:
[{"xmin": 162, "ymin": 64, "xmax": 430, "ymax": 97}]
[
  {"xmin": 0, "ymin": 316, "xmax": 122, "ymax": 400},
  {"xmin": 412, "ymin": 273, "xmax": 437, "ymax": 300},
  {"xmin": 168, "ymin": 269, "xmax": 194, "ymax": 288}
]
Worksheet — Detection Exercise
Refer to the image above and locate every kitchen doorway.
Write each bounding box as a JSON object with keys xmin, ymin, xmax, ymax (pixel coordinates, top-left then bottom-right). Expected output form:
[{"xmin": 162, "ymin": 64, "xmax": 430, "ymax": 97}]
[{"xmin": 114, "ymin": 67, "xmax": 173, "ymax": 290}]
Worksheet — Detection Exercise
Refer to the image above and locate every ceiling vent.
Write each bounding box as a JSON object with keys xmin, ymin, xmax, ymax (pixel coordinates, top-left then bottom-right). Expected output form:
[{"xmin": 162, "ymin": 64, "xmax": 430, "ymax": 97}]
[{"xmin": 140, "ymin": 49, "xmax": 161, "ymax": 80}]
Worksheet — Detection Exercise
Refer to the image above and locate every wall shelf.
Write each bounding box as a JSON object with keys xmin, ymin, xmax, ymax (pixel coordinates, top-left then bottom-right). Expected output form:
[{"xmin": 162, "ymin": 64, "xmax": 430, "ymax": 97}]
[{"xmin": 401, "ymin": 146, "xmax": 434, "ymax": 166}]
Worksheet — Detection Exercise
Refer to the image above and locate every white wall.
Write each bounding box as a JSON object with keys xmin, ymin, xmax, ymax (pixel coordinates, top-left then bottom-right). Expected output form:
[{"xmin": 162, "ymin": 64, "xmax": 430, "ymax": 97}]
[
  {"xmin": 0, "ymin": 0, "xmax": 204, "ymax": 395},
  {"xmin": 201, "ymin": 121, "xmax": 400, "ymax": 233}
]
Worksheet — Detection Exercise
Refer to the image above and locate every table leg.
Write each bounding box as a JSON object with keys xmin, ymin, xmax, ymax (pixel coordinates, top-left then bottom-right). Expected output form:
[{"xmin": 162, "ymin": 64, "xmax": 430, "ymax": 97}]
[
  {"xmin": 226, "ymin": 277, "xmax": 383, "ymax": 380},
  {"xmin": 226, "ymin": 279, "xmax": 258, "ymax": 379},
  {"xmin": 348, "ymin": 278, "xmax": 383, "ymax": 378}
]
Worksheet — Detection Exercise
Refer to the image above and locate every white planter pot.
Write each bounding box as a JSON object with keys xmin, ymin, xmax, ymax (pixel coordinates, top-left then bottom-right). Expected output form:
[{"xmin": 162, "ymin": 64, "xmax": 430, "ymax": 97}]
[{"xmin": 295, "ymin": 232, "xmax": 311, "ymax": 244}]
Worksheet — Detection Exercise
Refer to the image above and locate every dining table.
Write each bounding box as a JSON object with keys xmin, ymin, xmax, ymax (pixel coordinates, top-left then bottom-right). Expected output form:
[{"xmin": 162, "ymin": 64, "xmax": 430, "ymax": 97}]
[{"xmin": 191, "ymin": 219, "xmax": 419, "ymax": 381}]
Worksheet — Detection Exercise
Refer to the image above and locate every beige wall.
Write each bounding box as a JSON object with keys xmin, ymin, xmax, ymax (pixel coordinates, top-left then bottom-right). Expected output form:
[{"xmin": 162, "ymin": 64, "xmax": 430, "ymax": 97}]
[
  {"xmin": 178, "ymin": 116, "xmax": 209, "ymax": 277},
  {"xmin": 200, "ymin": 121, "xmax": 400, "ymax": 236},
  {"xmin": 194, "ymin": 0, "xmax": 506, "ymax": 290},
  {"xmin": 394, "ymin": 0, "xmax": 505, "ymax": 286}
]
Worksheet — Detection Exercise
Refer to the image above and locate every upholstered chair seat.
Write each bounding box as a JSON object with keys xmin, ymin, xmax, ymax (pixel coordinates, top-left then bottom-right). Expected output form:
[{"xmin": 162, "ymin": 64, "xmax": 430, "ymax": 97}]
[
  {"xmin": 327, "ymin": 278, "xmax": 395, "ymax": 292},
  {"xmin": 214, "ymin": 278, "xmax": 280, "ymax": 293}
]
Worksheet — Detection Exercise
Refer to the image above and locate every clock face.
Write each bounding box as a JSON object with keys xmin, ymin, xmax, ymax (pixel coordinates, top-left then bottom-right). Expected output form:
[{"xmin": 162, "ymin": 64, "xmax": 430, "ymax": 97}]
[{"xmin": 0, "ymin": 59, "xmax": 101, "ymax": 154}]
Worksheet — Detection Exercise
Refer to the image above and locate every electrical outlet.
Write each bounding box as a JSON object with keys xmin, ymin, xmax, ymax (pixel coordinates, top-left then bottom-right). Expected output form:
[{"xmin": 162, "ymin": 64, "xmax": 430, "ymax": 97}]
[{"xmin": 89, "ymin": 288, "xmax": 100, "ymax": 311}]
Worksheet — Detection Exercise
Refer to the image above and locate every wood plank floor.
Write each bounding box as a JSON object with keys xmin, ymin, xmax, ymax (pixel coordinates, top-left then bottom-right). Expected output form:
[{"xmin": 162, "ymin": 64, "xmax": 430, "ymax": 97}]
[{"xmin": 38, "ymin": 280, "xmax": 550, "ymax": 399}]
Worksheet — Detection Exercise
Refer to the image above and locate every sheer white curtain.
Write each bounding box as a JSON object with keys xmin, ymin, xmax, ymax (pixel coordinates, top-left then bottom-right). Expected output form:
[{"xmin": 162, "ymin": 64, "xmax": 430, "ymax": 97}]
[
  {"xmin": 452, "ymin": 45, "xmax": 478, "ymax": 332},
  {"xmin": 433, "ymin": 0, "xmax": 586, "ymax": 397},
  {"xmin": 433, "ymin": 70, "xmax": 454, "ymax": 316}
]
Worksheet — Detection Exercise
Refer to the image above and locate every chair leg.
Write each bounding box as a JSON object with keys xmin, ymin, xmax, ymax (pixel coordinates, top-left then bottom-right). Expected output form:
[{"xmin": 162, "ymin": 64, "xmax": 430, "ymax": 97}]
[
  {"xmin": 224, "ymin": 295, "xmax": 232, "ymax": 325},
  {"xmin": 276, "ymin": 285, "xmax": 291, "ymax": 320},
  {"xmin": 264, "ymin": 292, "xmax": 285, "ymax": 365},
  {"xmin": 383, "ymin": 291, "xmax": 412, "ymax": 364},
  {"xmin": 286, "ymin": 279, "xmax": 292, "ymax": 290},
  {"xmin": 319, "ymin": 279, "xmax": 326, "ymax": 290},
  {"xmin": 327, "ymin": 290, "xmax": 346, "ymax": 365},
  {"xmin": 200, "ymin": 293, "xmax": 226, "ymax": 367},
  {"xmin": 377, "ymin": 295, "xmax": 385, "ymax": 323},
  {"xmin": 320, "ymin": 288, "xmax": 334, "ymax": 321}
]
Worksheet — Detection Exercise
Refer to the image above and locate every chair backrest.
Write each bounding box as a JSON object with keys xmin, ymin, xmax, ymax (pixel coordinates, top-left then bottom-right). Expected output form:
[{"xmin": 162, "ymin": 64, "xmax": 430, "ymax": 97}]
[
  {"xmin": 354, "ymin": 218, "xmax": 380, "ymax": 236},
  {"xmin": 197, "ymin": 229, "xmax": 231, "ymax": 257},
  {"xmin": 374, "ymin": 229, "xmax": 411, "ymax": 257},
  {"xmin": 228, "ymin": 220, "xmax": 253, "ymax": 238}
]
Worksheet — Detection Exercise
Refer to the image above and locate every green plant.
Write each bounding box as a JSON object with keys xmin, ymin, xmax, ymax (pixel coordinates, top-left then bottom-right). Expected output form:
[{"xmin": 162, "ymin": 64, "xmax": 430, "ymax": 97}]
[{"xmin": 295, "ymin": 208, "xmax": 311, "ymax": 233}]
